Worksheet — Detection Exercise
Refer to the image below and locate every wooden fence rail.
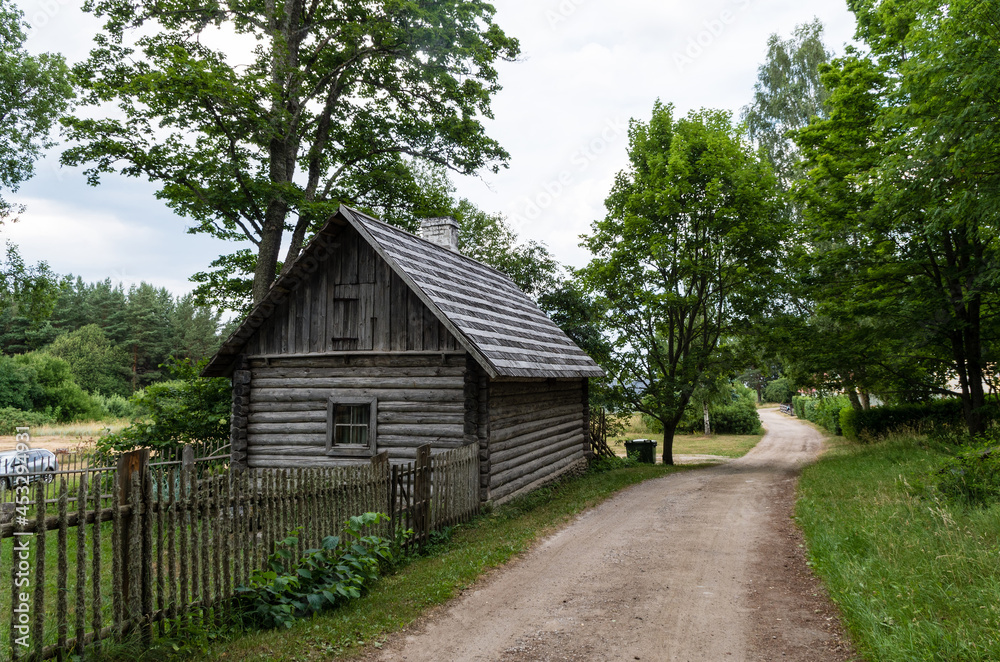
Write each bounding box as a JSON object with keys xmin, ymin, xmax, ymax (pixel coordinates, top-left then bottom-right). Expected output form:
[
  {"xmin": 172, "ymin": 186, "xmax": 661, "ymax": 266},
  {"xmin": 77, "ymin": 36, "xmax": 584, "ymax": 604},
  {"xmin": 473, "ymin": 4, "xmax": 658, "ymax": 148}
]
[{"xmin": 1, "ymin": 443, "xmax": 479, "ymax": 661}]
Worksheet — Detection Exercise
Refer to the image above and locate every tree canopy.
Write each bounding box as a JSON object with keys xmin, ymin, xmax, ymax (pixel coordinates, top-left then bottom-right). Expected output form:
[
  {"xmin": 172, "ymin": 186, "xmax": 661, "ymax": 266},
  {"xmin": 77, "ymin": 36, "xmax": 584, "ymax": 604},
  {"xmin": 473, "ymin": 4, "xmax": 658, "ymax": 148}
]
[
  {"xmin": 581, "ymin": 103, "xmax": 785, "ymax": 463},
  {"xmin": 0, "ymin": 0, "xmax": 73, "ymax": 220},
  {"xmin": 63, "ymin": 0, "xmax": 519, "ymax": 305}
]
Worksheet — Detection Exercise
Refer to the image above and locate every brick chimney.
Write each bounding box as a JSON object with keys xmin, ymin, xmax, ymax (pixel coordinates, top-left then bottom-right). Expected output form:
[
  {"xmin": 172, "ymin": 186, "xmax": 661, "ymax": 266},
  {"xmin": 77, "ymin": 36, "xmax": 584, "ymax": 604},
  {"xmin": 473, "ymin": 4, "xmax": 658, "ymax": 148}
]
[{"xmin": 419, "ymin": 217, "xmax": 460, "ymax": 253}]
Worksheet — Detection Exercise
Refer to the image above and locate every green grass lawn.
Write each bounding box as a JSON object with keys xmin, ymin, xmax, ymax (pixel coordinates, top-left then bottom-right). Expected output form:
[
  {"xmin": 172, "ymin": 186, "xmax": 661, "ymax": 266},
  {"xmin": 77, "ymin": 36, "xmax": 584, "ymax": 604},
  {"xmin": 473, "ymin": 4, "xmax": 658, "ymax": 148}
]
[
  {"xmin": 609, "ymin": 413, "xmax": 765, "ymax": 459},
  {"xmin": 119, "ymin": 460, "xmax": 698, "ymax": 662},
  {"xmin": 797, "ymin": 434, "xmax": 1000, "ymax": 661}
]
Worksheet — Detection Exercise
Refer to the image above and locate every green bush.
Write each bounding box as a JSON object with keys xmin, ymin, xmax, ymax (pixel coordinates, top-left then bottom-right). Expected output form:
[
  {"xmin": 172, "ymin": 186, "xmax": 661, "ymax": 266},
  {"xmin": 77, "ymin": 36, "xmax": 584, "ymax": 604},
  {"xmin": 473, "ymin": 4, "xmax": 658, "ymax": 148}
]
[
  {"xmin": 678, "ymin": 389, "xmax": 762, "ymax": 434},
  {"xmin": 707, "ymin": 400, "xmax": 762, "ymax": 434},
  {"xmin": 0, "ymin": 407, "xmax": 54, "ymax": 435},
  {"xmin": 235, "ymin": 513, "xmax": 398, "ymax": 629},
  {"xmin": 792, "ymin": 395, "xmax": 849, "ymax": 434},
  {"xmin": 91, "ymin": 392, "xmax": 138, "ymax": 419},
  {"xmin": 763, "ymin": 377, "xmax": 796, "ymax": 403},
  {"xmin": 935, "ymin": 430, "xmax": 1000, "ymax": 507},
  {"xmin": 12, "ymin": 352, "xmax": 101, "ymax": 422},
  {"xmin": 0, "ymin": 356, "xmax": 42, "ymax": 410},
  {"xmin": 839, "ymin": 406, "xmax": 858, "ymax": 441},
  {"xmin": 96, "ymin": 357, "xmax": 230, "ymax": 454},
  {"xmin": 843, "ymin": 399, "xmax": 993, "ymax": 442}
]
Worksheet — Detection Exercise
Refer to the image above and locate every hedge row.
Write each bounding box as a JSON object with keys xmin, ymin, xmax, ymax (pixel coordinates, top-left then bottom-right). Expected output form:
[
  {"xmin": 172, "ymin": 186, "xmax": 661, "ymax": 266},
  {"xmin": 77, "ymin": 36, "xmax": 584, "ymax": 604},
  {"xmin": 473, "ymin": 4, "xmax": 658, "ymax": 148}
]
[
  {"xmin": 792, "ymin": 395, "xmax": 849, "ymax": 435},
  {"xmin": 839, "ymin": 399, "xmax": 998, "ymax": 442}
]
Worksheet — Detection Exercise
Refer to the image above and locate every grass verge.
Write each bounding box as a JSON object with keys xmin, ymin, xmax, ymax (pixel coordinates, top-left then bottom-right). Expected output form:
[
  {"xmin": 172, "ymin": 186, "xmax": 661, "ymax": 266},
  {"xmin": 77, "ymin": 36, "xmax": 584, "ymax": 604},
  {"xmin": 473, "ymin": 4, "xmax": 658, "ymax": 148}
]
[
  {"xmin": 797, "ymin": 435, "xmax": 1000, "ymax": 661},
  {"xmin": 609, "ymin": 412, "xmax": 764, "ymax": 460},
  {"xmin": 119, "ymin": 460, "xmax": 695, "ymax": 661}
]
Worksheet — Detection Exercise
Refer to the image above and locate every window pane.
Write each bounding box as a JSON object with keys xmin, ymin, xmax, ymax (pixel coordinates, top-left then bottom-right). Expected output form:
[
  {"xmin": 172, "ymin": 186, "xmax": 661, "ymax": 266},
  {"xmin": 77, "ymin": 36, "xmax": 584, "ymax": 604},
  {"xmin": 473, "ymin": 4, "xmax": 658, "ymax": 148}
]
[{"xmin": 332, "ymin": 404, "xmax": 370, "ymax": 446}]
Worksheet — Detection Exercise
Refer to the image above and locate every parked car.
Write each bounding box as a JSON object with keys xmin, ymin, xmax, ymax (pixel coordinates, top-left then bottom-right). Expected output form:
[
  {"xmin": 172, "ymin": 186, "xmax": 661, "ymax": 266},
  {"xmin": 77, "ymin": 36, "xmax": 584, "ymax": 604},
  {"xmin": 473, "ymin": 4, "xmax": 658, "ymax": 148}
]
[{"xmin": 0, "ymin": 449, "xmax": 58, "ymax": 488}]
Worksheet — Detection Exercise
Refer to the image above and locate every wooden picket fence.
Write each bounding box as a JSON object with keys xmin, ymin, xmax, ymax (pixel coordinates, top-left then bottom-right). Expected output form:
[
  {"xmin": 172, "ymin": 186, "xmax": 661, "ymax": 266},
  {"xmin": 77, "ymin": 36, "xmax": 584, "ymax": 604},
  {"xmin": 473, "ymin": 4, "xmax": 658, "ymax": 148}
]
[{"xmin": 0, "ymin": 443, "xmax": 479, "ymax": 661}]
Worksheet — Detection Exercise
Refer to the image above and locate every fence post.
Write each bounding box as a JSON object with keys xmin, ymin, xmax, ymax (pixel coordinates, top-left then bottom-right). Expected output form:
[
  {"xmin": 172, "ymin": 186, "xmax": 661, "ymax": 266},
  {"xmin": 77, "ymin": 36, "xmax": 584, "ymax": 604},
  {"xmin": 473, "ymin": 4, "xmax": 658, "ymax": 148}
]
[
  {"xmin": 117, "ymin": 448, "xmax": 151, "ymax": 634},
  {"xmin": 414, "ymin": 444, "xmax": 431, "ymax": 545},
  {"xmin": 370, "ymin": 452, "xmax": 389, "ymax": 537}
]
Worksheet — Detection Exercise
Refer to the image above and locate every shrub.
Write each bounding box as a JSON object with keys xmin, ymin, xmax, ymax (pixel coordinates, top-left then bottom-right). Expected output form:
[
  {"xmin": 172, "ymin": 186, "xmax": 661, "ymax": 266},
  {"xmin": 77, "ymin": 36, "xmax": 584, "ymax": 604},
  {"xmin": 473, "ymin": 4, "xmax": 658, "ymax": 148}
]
[
  {"xmin": 763, "ymin": 377, "xmax": 796, "ymax": 403},
  {"xmin": 0, "ymin": 407, "xmax": 54, "ymax": 435},
  {"xmin": 791, "ymin": 394, "xmax": 849, "ymax": 434},
  {"xmin": 935, "ymin": 430, "xmax": 1000, "ymax": 506},
  {"xmin": 235, "ymin": 513, "xmax": 398, "ymax": 629},
  {"xmin": 843, "ymin": 399, "xmax": 993, "ymax": 442},
  {"xmin": 12, "ymin": 352, "xmax": 101, "ymax": 422},
  {"xmin": 0, "ymin": 356, "xmax": 42, "ymax": 410},
  {"xmin": 96, "ymin": 357, "xmax": 230, "ymax": 455},
  {"xmin": 91, "ymin": 392, "xmax": 138, "ymax": 419},
  {"xmin": 707, "ymin": 400, "xmax": 762, "ymax": 434},
  {"xmin": 839, "ymin": 406, "xmax": 858, "ymax": 441}
]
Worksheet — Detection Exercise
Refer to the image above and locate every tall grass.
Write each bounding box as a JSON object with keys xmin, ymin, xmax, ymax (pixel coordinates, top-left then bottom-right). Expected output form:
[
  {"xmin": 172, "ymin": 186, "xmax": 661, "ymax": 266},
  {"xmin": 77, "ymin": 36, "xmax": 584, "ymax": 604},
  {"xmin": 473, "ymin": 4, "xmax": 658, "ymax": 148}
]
[{"xmin": 797, "ymin": 435, "xmax": 1000, "ymax": 661}]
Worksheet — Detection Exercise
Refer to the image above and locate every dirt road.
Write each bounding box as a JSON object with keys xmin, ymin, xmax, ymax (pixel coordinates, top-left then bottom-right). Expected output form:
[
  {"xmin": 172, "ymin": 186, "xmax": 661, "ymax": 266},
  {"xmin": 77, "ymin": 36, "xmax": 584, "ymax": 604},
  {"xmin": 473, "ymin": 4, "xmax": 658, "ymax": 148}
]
[{"xmin": 370, "ymin": 409, "xmax": 855, "ymax": 662}]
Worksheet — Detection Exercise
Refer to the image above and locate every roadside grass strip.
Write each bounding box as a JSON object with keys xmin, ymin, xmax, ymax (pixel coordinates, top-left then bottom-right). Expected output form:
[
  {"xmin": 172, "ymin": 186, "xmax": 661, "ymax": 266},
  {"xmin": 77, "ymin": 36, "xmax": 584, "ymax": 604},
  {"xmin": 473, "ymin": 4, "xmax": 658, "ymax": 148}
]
[
  {"xmin": 797, "ymin": 436, "xmax": 1000, "ymax": 661},
  {"xmin": 114, "ymin": 460, "xmax": 696, "ymax": 661}
]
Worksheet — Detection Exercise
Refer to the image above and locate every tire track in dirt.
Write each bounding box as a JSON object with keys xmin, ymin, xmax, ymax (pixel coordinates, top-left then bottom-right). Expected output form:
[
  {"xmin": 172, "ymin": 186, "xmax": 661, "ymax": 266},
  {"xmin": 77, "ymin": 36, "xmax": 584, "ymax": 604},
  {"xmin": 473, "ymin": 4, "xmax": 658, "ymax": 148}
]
[{"xmin": 368, "ymin": 409, "xmax": 855, "ymax": 662}]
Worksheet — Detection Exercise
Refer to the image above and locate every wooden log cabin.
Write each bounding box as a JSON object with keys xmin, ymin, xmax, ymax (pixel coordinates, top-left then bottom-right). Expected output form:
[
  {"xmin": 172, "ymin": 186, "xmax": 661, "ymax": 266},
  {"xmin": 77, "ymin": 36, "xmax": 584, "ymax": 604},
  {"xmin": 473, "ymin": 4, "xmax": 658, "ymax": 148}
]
[{"xmin": 202, "ymin": 206, "xmax": 605, "ymax": 504}]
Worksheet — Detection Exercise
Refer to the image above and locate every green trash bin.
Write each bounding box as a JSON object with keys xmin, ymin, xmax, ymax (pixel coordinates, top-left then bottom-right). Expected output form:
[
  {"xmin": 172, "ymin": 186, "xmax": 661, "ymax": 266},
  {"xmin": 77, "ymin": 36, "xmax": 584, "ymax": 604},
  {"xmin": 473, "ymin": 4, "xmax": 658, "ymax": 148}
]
[{"xmin": 624, "ymin": 438, "xmax": 657, "ymax": 463}]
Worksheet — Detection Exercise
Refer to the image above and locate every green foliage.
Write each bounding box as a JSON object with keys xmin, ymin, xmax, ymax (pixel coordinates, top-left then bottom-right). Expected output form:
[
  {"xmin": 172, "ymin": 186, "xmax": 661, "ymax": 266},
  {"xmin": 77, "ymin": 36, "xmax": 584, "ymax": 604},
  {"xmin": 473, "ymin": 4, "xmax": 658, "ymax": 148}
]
[
  {"xmin": 935, "ymin": 432, "xmax": 1000, "ymax": 507},
  {"xmin": 0, "ymin": 354, "xmax": 40, "ymax": 410},
  {"xmin": 43, "ymin": 324, "xmax": 131, "ymax": 397},
  {"xmin": 580, "ymin": 102, "xmax": 785, "ymax": 463},
  {"xmin": 235, "ymin": 514, "xmax": 397, "ymax": 630},
  {"xmin": 0, "ymin": 243, "xmax": 62, "ymax": 353},
  {"xmin": 678, "ymin": 386, "xmax": 762, "ymax": 435},
  {"xmin": 96, "ymin": 358, "xmax": 230, "ymax": 453},
  {"xmin": 793, "ymin": 395, "xmax": 849, "ymax": 434},
  {"xmin": 763, "ymin": 377, "xmax": 796, "ymax": 403},
  {"xmin": 12, "ymin": 352, "xmax": 101, "ymax": 422},
  {"xmin": 0, "ymin": 0, "xmax": 74, "ymax": 219},
  {"xmin": 91, "ymin": 392, "xmax": 137, "ymax": 419},
  {"xmin": 0, "ymin": 406, "xmax": 53, "ymax": 434},
  {"xmin": 65, "ymin": 0, "xmax": 519, "ymax": 308},
  {"xmin": 841, "ymin": 399, "xmax": 993, "ymax": 442},
  {"xmin": 742, "ymin": 18, "xmax": 832, "ymax": 185},
  {"xmin": 788, "ymin": 1, "xmax": 1000, "ymax": 435}
]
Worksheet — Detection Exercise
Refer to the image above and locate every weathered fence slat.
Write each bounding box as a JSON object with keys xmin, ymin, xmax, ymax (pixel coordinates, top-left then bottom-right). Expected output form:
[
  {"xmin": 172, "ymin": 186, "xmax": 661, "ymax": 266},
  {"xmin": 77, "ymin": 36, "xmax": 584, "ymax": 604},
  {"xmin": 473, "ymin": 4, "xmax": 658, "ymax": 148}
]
[{"xmin": 4, "ymin": 442, "xmax": 482, "ymax": 661}]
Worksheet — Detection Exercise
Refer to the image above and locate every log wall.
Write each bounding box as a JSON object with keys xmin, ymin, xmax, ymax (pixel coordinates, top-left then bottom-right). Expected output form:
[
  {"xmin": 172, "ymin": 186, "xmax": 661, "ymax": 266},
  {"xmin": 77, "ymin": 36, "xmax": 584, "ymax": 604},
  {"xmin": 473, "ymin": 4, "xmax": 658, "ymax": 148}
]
[
  {"xmin": 245, "ymin": 354, "xmax": 469, "ymax": 468},
  {"xmin": 487, "ymin": 379, "xmax": 588, "ymax": 503},
  {"xmin": 243, "ymin": 226, "xmax": 460, "ymax": 355}
]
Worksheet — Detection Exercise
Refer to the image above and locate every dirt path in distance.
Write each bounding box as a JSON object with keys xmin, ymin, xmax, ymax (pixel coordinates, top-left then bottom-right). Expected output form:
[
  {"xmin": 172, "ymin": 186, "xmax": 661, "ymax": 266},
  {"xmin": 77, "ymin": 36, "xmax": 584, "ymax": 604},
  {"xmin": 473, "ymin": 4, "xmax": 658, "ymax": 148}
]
[{"xmin": 367, "ymin": 409, "xmax": 856, "ymax": 662}]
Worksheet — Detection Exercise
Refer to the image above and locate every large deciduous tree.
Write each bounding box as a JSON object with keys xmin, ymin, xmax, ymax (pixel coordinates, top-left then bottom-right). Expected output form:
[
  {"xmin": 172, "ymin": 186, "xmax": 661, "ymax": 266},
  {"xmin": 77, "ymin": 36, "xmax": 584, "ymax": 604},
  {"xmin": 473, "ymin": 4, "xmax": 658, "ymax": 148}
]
[
  {"xmin": 581, "ymin": 103, "xmax": 785, "ymax": 464},
  {"xmin": 791, "ymin": 0, "xmax": 1000, "ymax": 432},
  {"xmin": 0, "ymin": 0, "xmax": 73, "ymax": 220},
  {"xmin": 63, "ymin": 0, "xmax": 519, "ymax": 306},
  {"xmin": 741, "ymin": 17, "xmax": 832, "ymax": 186}
]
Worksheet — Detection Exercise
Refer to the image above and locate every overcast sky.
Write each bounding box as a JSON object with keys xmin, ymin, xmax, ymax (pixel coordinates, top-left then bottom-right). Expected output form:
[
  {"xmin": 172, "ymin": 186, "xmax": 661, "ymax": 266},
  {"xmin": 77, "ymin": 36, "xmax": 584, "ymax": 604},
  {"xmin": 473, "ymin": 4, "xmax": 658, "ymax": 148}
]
[{"xmin": 5, "ymin": 0, "xmax": 858, "ymax": 295}]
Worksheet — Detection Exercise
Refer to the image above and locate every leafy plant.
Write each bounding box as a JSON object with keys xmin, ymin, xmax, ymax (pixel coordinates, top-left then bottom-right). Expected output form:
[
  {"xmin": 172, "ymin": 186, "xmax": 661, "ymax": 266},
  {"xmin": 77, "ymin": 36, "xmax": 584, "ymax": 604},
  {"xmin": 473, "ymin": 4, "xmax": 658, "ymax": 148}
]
[
  {"xmin": 95, "ymin": 357, "xmax": 230, "ymax": 456},
  {"xmin": 934, "ymin": 430, "xmax": 1000, "ymax": 507},
  {"xmin": 0, "ymin": 406, "xmax": 53, "ymax": 434},
  {"xmin": 235, "ymin": 513, "xmax": 400, "ymax": 630}
]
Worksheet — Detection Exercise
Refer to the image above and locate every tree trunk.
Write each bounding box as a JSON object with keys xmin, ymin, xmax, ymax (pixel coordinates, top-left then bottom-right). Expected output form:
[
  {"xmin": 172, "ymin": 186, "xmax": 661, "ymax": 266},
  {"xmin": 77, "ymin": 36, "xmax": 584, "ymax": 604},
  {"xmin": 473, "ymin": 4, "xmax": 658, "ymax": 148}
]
[
  {"xmin": 859, "ymin": 391, "xmax": 871, "ymax": 410},
  {"xmin": 662, "ymin": 418, "xmax": 677, "ymax": 466},
  {"xmin": 703, "ymin": 401, "xmax": 711, "ymax": 436},
  {"xmin": 252, "ymin": 203, "xmax": 289, "ymax": 305},
  {"xmin": 847, "ymin": 388, "xmax": 863, "ymax": 412}
]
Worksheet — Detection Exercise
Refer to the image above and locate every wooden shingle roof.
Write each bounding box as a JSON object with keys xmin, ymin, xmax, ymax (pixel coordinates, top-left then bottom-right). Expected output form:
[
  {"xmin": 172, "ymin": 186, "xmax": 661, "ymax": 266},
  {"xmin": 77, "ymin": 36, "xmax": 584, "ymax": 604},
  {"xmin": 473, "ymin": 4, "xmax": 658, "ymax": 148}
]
[{"xmin": 203, "ymin": 206, "xmax": 604, "ymax": 380}]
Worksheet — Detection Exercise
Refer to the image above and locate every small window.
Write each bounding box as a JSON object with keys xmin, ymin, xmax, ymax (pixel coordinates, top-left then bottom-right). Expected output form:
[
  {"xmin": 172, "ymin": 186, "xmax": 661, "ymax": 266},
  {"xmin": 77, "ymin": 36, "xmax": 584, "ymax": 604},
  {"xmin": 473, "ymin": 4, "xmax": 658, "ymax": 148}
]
[{"xmin": 326, "ymin": 396, "xmax": 377, "ymax": 456}]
